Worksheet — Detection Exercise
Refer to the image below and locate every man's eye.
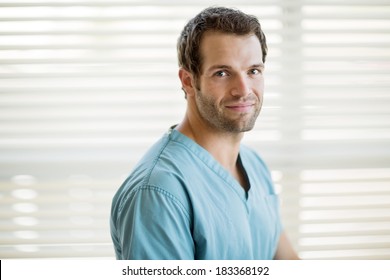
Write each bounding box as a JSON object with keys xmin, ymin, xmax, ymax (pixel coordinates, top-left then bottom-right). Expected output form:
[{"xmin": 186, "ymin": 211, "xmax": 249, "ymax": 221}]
[
  {"xmin": 215, "ymin": 71, "xmax": 227, "ymax": 77},
  {"xmin": 249, "ymin": 69, "xmax": 261, "ymax": 75}
]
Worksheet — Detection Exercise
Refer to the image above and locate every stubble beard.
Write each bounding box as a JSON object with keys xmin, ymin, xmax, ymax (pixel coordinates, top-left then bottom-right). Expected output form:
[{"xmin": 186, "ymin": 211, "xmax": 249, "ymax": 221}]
[{"xmin": 195, "ymin": 88, "xmax": 262, "ymax": 134}]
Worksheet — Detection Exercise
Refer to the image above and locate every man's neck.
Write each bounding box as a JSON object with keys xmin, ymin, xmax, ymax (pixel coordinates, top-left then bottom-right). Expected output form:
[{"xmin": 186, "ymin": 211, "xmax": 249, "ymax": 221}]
[{"xmin": 175, "ymin": 117, "xmax": 243, "ymax": 174}]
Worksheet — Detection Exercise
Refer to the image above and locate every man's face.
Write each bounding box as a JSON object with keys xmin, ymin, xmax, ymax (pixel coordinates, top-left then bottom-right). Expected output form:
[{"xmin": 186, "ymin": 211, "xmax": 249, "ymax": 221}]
[{"xmin": 194, "ymin": 31, "xmax": 264, "ymax": 134}]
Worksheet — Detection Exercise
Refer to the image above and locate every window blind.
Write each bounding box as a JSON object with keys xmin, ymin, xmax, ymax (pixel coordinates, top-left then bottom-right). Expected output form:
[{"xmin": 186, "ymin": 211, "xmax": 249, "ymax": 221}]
[{"xmin": 0, "ymin": 0, "xmax": 389, "ymax": 259}]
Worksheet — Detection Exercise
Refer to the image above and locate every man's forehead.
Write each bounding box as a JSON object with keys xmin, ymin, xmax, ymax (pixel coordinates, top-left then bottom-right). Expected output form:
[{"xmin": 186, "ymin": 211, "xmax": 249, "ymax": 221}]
[{"xmin": 199, "ymin": 32, "xmax": 263, "ymax": 69}]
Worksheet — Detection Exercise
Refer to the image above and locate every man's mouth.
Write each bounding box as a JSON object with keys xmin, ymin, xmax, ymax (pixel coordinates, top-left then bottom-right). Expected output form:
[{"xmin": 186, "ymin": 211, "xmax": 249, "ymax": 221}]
[{"xmin": 225, "ymin": 103, "xmax": 254, "ymax": 113}]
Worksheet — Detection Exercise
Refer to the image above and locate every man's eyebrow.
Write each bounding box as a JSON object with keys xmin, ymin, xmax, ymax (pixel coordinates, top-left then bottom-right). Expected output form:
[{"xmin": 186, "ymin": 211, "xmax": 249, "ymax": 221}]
[
  {"xmin": 251, "ymin": 63, "xmax": 265, "ymax": 69},
  {"xmin": 207, "ymin": 65, "xmax": 232, "ymax": 71},
  {"xmin": 207, "ymin": 63, "xmax": 265, "ymax": 72}
]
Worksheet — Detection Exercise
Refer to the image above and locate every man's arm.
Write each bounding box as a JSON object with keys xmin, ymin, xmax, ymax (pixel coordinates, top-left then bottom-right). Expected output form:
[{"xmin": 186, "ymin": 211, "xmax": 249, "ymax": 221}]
[
  {"xmin": 273, "ymin": 231, "xmax": 300, "ymax": 260},
  {"xmin": 115, "ymin": 186, "xmax": 194, "ymax": 259}
]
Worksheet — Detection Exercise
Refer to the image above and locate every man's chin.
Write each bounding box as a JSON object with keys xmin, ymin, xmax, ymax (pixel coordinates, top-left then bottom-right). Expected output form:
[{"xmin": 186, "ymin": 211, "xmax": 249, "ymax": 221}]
[{"xmin": 224, "ymin": 121, "xmax": 257, "ymax": 133}]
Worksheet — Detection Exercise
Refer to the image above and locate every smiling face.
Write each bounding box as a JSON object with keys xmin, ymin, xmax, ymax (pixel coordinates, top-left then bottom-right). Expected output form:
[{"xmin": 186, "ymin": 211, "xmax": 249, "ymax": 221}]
[{"xmin": 192, "ymin": 31, "xmax": 264, "ymax": 134}]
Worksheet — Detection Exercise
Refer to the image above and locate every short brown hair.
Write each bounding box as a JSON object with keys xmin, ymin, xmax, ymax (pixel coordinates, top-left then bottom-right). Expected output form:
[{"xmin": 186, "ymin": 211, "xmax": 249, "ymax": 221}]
[{"xmin": 177, "ymin": 7, "xmax": 267, "ymax": 80}]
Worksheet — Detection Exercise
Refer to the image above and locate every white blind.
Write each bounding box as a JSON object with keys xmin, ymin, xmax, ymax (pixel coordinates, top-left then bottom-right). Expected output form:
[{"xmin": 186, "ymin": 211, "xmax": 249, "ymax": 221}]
[{"xmin": 0, "ymin": 0, "xmax": 389, "ymax": 259}]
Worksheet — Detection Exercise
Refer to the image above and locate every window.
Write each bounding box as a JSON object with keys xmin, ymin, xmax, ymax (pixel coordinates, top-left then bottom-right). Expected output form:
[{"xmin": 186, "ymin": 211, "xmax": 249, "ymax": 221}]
[{"xmin": 0, "ymin": 0, "xmax": 389, "ymax": 259}]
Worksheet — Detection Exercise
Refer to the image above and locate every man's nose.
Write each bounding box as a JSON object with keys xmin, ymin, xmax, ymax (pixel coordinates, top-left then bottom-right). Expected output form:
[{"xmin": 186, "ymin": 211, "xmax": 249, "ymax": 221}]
[{"xmin": 230, "ymin": 74, "xmax": 251, "ymax": 98}]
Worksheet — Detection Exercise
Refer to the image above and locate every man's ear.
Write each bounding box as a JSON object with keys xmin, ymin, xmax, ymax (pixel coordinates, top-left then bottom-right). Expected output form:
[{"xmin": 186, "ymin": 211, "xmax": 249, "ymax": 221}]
[{"xmin": 178, "ymin": 68, "xmax": 196, "ymax": 98}]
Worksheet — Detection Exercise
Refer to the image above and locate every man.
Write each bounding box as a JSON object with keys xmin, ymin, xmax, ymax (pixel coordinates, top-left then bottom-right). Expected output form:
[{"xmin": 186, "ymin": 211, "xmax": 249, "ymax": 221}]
[{"xmin": 110, "ymin": 6, "xmax": 299, "ymax": 260}]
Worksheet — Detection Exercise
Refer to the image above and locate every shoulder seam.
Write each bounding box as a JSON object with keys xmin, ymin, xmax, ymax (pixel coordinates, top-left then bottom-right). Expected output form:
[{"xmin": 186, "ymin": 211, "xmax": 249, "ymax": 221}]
[
  {"xmin": 118, "ymin": 184, "xmax": 191, "ymax": 221},
  {"xmin": 141, "ymin": 135, "xmax": 171, "ymax": 185},
  {"xmin": 141, "ymin": 185, "xmax": 190, "ymax": 220}
]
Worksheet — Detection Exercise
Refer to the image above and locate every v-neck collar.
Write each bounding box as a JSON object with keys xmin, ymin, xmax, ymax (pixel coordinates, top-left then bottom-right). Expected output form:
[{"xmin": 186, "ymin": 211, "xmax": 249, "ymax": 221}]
[{"xmin": 167, "ymin": 127, "xmax": 252, "ymax": 203}]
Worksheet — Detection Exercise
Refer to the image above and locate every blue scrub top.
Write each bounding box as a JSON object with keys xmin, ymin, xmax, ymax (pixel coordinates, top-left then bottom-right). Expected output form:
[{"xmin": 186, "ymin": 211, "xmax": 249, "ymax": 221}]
[{"xmin": 110, "ymin": 127, "xmax": 282, "ymax": 259}]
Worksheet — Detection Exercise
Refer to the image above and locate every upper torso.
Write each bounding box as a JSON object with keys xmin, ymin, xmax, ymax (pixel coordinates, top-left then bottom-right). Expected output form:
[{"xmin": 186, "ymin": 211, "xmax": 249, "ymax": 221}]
[{"xmin": 110, "ymin": 127, "xmax": 282, "ymax": 259}]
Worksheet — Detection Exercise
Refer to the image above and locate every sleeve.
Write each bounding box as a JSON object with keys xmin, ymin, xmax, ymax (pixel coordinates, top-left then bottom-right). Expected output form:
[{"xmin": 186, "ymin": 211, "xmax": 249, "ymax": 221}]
[{"xmin": 113, "ymin": 185, "xmax": 194, "ymax": 260}]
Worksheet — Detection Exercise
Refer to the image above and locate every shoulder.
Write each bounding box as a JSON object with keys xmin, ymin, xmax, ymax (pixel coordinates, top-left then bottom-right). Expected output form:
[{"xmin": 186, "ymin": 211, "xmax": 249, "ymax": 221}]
[{"xmin": 111, "ymin": 134, "xmax": 192, "ymax": 219}]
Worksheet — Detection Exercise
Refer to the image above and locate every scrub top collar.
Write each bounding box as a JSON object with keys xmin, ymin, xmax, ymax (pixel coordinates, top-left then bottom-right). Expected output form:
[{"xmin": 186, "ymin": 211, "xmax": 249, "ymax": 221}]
[{"xmin": 167, "ymin": 125, "xmax": 252, "ymax": 202}]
